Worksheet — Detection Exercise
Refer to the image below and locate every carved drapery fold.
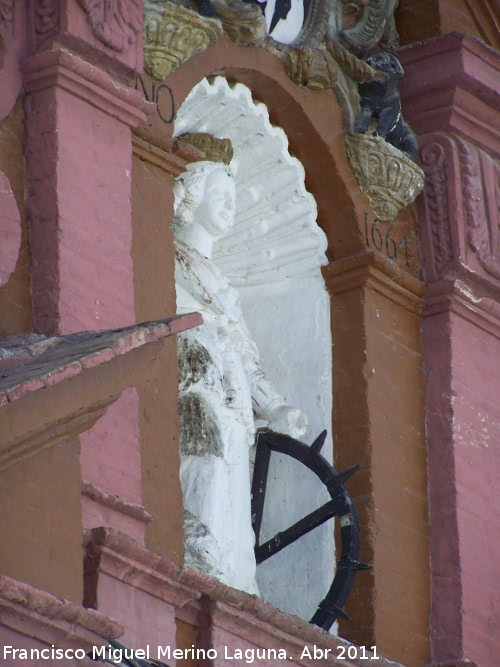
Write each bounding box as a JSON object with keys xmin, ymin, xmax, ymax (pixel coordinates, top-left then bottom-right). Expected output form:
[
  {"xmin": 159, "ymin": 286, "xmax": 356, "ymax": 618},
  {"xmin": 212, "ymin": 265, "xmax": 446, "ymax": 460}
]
[{"xmin": 418, "ymin": 133, "xmax": 500, "ymax": 290}]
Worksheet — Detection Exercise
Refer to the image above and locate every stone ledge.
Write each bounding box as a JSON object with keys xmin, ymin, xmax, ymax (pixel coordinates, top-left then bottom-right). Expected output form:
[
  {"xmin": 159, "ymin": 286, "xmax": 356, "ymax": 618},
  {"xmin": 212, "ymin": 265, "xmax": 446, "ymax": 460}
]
[
  {"xmin": 84, "ymin": 526, "xmax": 402, "ymax": 667},
  {"xmin": 0, "ymin": 314, "xmax": 202, "ymax": 404},
  {"xmin": 423, "ymin": 279, "xmax": 500, "ymax": 339},
  {"xmin": 0, "ymin": 574, "xmax": 122, "ymax": 651},
  {"xmin": 324, "ymin": 251, "xmax": 424, "ymax": 314},
  {"xmin": 400, "ymin": 33, "xmax": 500, "ymax": 157}
]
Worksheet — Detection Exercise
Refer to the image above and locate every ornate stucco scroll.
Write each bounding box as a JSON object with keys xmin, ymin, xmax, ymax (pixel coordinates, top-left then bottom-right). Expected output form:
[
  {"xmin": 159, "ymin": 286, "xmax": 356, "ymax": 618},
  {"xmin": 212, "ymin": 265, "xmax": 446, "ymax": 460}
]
[{"xmin": 143, "ymin": 0, "xmax": 223, "ymax": 81}]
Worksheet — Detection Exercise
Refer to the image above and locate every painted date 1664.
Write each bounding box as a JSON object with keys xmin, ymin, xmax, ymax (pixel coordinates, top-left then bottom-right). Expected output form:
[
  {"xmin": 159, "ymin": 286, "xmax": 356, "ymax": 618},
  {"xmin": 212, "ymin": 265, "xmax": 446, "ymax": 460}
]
[{"xmin": 364, "ymin": 213, "xmax": 412, "ymax": 268}]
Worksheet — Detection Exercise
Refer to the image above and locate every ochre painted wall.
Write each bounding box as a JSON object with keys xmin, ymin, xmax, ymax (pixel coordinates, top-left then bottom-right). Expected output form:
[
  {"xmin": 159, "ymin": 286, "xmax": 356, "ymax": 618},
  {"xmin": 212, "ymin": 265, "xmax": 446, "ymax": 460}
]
[{"xmin": 0, "ymin": 439, "xmax": 83, "ymax": 602}]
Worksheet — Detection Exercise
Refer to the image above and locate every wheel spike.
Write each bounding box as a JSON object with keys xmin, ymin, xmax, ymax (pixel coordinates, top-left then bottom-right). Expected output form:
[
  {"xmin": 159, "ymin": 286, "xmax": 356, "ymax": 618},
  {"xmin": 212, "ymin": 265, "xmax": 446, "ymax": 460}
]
[
  {"xmin": 329, "ymin": 465, "xmax": 360, "ymax": 490},
  {"xmin": 310, "ymin": 430, "xmax": 328, "ymax": 454},
  {"xmin": 318, "ymin": 604, "xmax": 350, "ymax": 621},
  {"xmin": 338, "ymin": 557, "xmax": 373, "ymax": 571}
]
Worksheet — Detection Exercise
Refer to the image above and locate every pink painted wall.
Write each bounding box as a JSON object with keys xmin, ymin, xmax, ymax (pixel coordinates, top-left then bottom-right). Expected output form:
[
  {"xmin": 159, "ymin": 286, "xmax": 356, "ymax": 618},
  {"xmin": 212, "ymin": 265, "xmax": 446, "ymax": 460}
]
[
  {"xmin": 22, "ymin": 41, "xmax": 153, "ymax": 543},
  {"xmin": 452, "ymin": 315, "xmax": 500, "ymax": 666},
  {"xmin": 402, "ymin": 32, "xmax": 500, "ymax": 666}
]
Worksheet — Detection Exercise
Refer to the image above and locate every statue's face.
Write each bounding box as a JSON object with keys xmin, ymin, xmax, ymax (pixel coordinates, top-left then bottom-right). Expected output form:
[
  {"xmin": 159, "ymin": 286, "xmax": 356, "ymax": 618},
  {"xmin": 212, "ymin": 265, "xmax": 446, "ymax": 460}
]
[{"xmin": 197, "ymin": 168, "xmax": 236, "ymax": 237}]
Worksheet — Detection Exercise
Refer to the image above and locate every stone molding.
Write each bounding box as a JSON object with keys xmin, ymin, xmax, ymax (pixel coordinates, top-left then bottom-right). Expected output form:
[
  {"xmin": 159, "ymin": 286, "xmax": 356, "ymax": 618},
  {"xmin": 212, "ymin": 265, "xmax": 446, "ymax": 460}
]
[
  {"xmin": 22, "ymin": 48, "xmax": 154, "ymax": 128},
  {"xmin": 77, "ymin": 0, "xmax": 142, "ymax": 53},
  {"xmin": 83, "ymin": 526, "xmax": 202, "ymax": 610},
  {"xmin": 83, "ymin": 526, "xmax": 402, "ymax": 667},
  {"xmin": 0, "ymin": 316, "xmax": 202, "ymax": 470},
  {"xmin": 132, "ymin": 122, "xmax": 210, "ymax": 176},
  {"xmin": 423, "ymin": 279, "xmax": 500, "ymax": 341},
  {"xmin": 81, "ymin": 482, "xmax": 154, "ymax": 525},
  {"xmin": 143, "ymin": 0, "xmax": 223, "ymax": 81},
  {"xmin": 132, "ymin": 130, "xmax": 191, "ymax": 176},
  {"xmin": 418, "ymin": 132, "xmax": 500, "ymax": 297},
  {"xmin": 324, "ymin": 251, "xmax": 424, "ymax": 315},
  {"xmin": 0, "ymin": 404, "xmax": 110, "ymax": 473},
  {"xmin": 0, "ymin": 316, "xmax": 200, "ymax": 405},
  {"xmin": 345, "ymin": 133, "xmax": 424, "ymax": 221},
  {"xmin": 0, "ymin": 573, "xmax": 123, "ymax": 649}
]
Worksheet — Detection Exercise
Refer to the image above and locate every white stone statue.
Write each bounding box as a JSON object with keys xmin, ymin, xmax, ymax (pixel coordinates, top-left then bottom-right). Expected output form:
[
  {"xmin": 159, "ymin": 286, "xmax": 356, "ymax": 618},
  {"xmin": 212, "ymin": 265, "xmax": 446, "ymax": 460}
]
[{"xmin": 173, "ymin": 159, "xmax": 308, "ymax": 594}]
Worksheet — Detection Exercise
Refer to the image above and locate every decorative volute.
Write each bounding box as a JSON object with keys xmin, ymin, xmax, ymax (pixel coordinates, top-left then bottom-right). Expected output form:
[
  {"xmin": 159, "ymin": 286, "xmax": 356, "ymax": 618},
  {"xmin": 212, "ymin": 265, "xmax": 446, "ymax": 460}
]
[{"xmin": 143, "ymin": 0, "xmax": 223, "ymax": 81}]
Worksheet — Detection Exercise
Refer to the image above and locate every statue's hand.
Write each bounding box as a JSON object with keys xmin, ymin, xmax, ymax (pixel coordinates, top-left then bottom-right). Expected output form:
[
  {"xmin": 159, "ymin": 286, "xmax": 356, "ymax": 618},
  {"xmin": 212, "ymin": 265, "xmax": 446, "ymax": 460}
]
[{"xmin": 267, "ymin": 405, "xmax": 308, "ymax": 440}]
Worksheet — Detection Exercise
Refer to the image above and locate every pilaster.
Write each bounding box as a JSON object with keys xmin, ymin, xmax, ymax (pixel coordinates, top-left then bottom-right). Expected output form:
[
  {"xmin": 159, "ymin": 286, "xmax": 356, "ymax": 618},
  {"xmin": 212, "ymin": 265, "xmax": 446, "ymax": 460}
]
[
  {"xmin": 21, "ymin": 1, "xmax": 156, "ymax": 552},
  {"xmin": 324, "ymin": 251, "xmax": 429, "ymax": 667},
  {"xmin": 401, "ymin": 34, "xmax": 500, "ymax": 667}
]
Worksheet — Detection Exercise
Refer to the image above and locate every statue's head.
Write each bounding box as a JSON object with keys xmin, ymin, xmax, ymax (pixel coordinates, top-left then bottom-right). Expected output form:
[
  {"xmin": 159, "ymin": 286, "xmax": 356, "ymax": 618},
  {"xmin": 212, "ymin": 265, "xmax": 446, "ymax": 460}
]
[
  {"xmin": 173, "ymin": 161, "xmax": 236, "ymax": 239},
  {"xmin": 365, "ymin": 52, "xmax": 404, "ymax": 81}
]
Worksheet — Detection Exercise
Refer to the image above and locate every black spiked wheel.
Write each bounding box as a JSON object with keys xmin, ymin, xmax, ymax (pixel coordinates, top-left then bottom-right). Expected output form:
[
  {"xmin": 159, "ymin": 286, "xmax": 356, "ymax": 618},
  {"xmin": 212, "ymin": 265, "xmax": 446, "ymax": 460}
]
[{"xmin": 251, "ymin": 429, "xmax": 372, "ymax": 631}]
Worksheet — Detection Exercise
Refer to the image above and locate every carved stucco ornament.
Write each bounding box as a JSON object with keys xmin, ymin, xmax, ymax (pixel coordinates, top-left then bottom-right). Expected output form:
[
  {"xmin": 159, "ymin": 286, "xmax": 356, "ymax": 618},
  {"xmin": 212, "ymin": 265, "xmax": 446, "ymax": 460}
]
[
  {"xmin": 345, "ymin": 133, "xmax": 424, "ymax": 221},
  {"xmin": 210, "ymin": 0, "xmax": 267, "ymax": 47},
  {"xmin": 143, "ymin": 0, "xmax": 223, "ymax": 81}
]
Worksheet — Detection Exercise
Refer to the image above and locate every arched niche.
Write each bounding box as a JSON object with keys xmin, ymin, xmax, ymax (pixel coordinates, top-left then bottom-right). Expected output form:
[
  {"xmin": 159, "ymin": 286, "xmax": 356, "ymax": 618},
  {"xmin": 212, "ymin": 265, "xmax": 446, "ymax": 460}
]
[
  {"xmin": 140, "ymin": 35, "xmax": 367, "ymax": 258},
  {"xmin": 173, "ymin": 75, "xmax": 334, "ymax": 621}
]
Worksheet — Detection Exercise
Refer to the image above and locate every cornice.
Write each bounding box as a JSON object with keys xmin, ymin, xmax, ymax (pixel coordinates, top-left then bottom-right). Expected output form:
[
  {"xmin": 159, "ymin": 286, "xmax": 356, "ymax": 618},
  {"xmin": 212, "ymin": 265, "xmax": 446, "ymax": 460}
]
[
  {"xmin": 83, "ymin": 526, "xmax": 201, "ymax": 610},
  {"xmin": 82, "ymin": 482, "xmax": 153, "ymax": 525},
  {"xmin": 22, "ymin": 49, "xmax": 154, "ymax": 127},
  {"xmin": 400, "ymin": 33, "xmax": 500, "ymax": 158},
  {"xmin": 0, "ymin": 316, "xmax": 202, "ymax": 470},
  {"xmin": 0, "ymin": 402, "xmax": 111, "ymax": 473},
  {"xmin": 324, "ymin": 251, "xmax": 424, "ymax": 315},
  {"xmin": 423, "ymin": 279, "xmax": 500, "ymax": 341},
  {"xmin": 0, "ymin": 573, "xmax": 122, "ymax": 649},
  {"xmin": 84, "ymin": 527, "xmax": 402, "ymax": 667}
]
